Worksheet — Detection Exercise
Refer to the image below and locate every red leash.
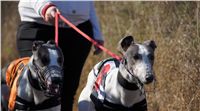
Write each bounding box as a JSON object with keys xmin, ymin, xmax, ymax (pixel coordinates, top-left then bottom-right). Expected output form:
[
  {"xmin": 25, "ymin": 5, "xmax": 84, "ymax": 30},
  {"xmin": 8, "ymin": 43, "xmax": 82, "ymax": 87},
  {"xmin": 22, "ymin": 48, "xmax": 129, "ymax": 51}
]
[
  {"xmin": 55, "ymin": 12, "xmax": 59, "ymax": 46},
  {"xmin": 55, "ymin": 12, "xmax": 121, "ymax": 61}
]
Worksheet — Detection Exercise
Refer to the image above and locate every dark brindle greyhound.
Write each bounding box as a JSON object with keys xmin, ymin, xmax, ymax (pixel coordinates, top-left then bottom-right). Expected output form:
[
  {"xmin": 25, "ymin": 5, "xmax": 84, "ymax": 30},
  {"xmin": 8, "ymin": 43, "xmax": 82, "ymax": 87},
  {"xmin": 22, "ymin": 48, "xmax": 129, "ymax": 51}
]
[
  {"xmin": 78, "ymin": 36, "xmax": 157, "ymax": 111},
  {"xmin": 1, "ymin": 41, "xmax": 64, "ymax": 111}
]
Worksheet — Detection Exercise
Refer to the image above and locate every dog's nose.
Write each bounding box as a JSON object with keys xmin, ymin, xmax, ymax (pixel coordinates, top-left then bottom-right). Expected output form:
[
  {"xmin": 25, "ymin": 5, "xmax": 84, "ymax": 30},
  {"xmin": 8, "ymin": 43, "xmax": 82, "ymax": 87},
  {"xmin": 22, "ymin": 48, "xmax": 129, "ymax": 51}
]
[
  {"xmin": 51, "ymin": 77, "xmax": 62, "ymax": 84},
  {"xmin": 145, "ymin": 75, "xmax": 154, "ymax": 83},
  {"xmin": 46, "ymin": 77, "xmax": 62, "ymax": 97}
]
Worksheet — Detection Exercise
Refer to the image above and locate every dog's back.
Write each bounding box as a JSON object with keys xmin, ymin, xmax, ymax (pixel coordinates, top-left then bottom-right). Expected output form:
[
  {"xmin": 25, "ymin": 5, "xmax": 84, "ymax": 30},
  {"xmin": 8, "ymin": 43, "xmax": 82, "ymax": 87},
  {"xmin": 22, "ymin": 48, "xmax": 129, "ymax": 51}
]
[
  {"xmin": 6, "ymin": 57, "xmax": 30, "ymax": 110},
  {"xmin": 1, "ymin": 57, "xmax": 30, "ymax": 111}
]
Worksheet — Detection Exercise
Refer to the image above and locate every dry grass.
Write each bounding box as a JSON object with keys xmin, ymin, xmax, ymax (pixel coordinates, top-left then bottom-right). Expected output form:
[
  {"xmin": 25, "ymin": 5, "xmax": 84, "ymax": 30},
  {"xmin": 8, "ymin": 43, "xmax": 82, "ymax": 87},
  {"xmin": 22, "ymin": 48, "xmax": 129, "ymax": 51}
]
[
  {"xmin": 1, "ymin": 1, "xmax": 200, "ymax": 111},
  {"xmin": 1, "ymin": 1, "xmax": 19, "ymax": 65}
]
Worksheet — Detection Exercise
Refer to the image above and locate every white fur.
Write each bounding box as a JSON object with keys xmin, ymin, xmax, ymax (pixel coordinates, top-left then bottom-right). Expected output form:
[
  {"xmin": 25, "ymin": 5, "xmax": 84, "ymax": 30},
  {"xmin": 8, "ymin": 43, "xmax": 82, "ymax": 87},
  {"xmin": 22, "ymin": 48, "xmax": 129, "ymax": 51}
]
[
  {"xmin": 15, "ymin": 59, "xmax": 61, "ymax": 111},
  {"xmin": 48, "ymin": 49, "xmax": 59, "ymax": 67},
  {"xmin": 133, "ymin": 44, "xmax": 153, "ymax": 83},
  {"xmin": 78, "ymin": 62, "xmax": 146, "ymax": 111},
  {"xmin": 78, "ymin": 43, "xmax": 154, "ymax": 111}
]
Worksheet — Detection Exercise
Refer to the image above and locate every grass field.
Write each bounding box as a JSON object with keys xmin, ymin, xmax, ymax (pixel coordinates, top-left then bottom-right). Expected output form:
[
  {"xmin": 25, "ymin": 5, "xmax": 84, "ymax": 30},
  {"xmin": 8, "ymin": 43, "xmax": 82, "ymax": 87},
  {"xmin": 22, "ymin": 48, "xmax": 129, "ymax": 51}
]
[{"xmin": 1, "ymin": 1, "xmax": 200, "ymax": 111}]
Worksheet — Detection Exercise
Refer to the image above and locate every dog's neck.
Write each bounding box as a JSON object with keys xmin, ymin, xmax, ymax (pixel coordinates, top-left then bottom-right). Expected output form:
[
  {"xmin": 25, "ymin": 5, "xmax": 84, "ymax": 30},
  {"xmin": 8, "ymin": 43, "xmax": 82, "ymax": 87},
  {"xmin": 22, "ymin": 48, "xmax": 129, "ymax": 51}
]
[
  {"xmin": 118, "ymin": 63, "xmax": 138, "ymax": 84},
  {"xmin": 118, "ymin": 67, "xmax": 142, "ymax": 91},
  {"xmin": 28, "ymin": 56, "xmax": 44, "ymax": 91},
  {"xmin": 104, "ymin": 63, "xmax": 145, "ymax": 107},
  {"xmin": 28, "ymin": 56, "xmax": 38, "ymax": 79},
  {"xmin": 27, "ymin": 57, "xmax": 53, "ymax": 104},
  {"xmin": 118, "ymin": 58, "xmax": 144, "ymax": 91}
]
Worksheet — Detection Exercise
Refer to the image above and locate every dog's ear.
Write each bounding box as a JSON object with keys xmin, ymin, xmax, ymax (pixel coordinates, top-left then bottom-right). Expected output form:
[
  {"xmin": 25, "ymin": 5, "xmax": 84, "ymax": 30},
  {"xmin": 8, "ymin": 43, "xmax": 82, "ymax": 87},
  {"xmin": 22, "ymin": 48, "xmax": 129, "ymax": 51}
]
[
  {"xmin": 117, "ymin": 36, "xmax": 134, "ymax": 55},
  {"xmin": 32, "ymin": 41, "xmax": 44, "ymax": 51},
  {"xmin": 47, "ymin": 40, "xmax": 56, "ymax": 45},
  {"xmin": 143, "ymin": 40, "xmax": 157, "ymax": 51}
]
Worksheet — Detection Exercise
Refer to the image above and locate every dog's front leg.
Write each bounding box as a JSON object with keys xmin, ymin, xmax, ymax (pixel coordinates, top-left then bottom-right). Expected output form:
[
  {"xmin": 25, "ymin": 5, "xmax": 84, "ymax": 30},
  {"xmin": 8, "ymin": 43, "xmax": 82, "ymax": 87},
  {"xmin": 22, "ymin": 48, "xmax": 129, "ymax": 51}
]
[
  {"xmin": 78, "ymin": 80, "xmax": 96, "ymax": 111},
  {"xmin": 78, "ymin": 65, "xmax": 100, "ymax": 111},
  {"xmin": 78, "ymin": 96, "xmax": 96, "ymax": 111}
]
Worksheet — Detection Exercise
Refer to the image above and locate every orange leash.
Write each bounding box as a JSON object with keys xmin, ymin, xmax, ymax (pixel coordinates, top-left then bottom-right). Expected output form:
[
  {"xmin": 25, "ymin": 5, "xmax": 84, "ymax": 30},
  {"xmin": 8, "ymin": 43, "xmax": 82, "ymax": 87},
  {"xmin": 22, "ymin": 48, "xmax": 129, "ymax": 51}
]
[{"xmin": 55, "ymin": 13, "xmax": 121, "ymax": 61}]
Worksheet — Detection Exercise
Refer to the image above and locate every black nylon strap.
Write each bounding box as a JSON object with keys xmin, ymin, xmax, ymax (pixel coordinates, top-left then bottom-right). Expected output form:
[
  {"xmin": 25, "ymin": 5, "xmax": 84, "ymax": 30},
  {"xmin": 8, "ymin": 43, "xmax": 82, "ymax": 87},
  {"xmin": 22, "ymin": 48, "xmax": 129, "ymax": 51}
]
[
  {"xmin": 30, "ymin": 97, "xmax": 61, "ymax": 110},
  {"xmin": 15, "ymin": 96, "xmax": 61, "ymax": 110},
  {"xmin": 90, "ymin": 93, "xmax": 147, "ymax": 111},
  {"xmin": 117, "ymin": 71, "xmax": 139, "ymax": 90},
  {"xmin": 15, "ymin": 103, "xmax": 30, "ymax": 110},
  {"xmin": 96, "ymin": 58, "xmax": 120, "ymax": 76},
  {"xmin": 104, "ymin": 99, "xmax": 147, "ymax": 111},
  {"xmin": 15, "ymin": 96, "xmax": 34, "ymax": 110},
  {"xmin": 131, "ymin": 99, "xmax": 147, "ymax": 111}
]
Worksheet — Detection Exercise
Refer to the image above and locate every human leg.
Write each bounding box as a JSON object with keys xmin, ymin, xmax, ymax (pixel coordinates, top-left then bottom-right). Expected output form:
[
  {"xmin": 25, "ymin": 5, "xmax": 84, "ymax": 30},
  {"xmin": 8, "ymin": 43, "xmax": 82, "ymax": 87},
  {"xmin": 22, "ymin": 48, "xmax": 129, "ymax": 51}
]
[{"xmin": 59, "ymin": 21, "xmax": 93, "ymax": 111}]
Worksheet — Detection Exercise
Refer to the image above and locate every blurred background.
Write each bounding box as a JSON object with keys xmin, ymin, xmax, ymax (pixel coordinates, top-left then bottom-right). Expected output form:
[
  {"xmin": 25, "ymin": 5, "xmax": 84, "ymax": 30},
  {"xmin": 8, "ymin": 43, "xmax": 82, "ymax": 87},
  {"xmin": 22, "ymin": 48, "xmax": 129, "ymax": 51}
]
[{"xmin": 1, "ymin": 1, "xmax": 200, "ymax": 111}]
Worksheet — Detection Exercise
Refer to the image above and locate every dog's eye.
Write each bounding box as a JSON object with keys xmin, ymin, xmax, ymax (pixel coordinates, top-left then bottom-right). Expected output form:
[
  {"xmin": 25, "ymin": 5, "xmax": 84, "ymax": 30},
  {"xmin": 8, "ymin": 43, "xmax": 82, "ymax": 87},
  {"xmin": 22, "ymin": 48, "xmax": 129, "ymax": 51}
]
[
  {"xmin": 41, "ymin": 57, "xmax": 50, "ymax": 66},
  {"xmin": 134, "ymin": 54, "xmax": 141, "ymax": 60},
  {"xmin": 38, "ymin": 47, "xmax": 50, "ymax": 66},
  {"xmin": 38, "ymin": 53, "xmax": 49, "ymax": 66},
  {"xmin": 148, "ymin": 54, "xmax": 154, "ymax": 60}
]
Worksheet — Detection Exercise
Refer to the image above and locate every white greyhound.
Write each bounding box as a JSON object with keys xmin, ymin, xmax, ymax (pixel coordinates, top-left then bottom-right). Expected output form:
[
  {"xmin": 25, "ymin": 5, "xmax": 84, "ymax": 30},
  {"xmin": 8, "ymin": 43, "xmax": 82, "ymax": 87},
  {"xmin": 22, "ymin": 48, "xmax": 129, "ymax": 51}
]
[{"xmin": 78, "ymin": 36, "xmax": 156, "ymax": 111}]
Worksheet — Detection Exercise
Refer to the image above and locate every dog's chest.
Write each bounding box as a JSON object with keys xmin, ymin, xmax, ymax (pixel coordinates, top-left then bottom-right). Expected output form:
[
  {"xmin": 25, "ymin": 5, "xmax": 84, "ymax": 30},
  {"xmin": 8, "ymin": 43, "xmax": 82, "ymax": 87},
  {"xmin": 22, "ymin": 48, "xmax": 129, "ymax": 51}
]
[
  {"xmin": 32, "ymin": 88, "xmax": 50, "ymax": 104},
  {"xmin": 90, "ymin": 58, "xmax": 147, "ymax": 109}
]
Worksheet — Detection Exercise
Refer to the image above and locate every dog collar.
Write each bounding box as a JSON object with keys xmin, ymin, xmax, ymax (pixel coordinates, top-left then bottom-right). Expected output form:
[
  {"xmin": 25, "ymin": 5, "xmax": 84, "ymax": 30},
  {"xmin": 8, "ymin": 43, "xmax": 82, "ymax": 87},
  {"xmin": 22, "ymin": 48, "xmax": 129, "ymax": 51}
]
[
  {"xmin": 28, "ymin": 60, "xmax": 45, "ymax": 91},
  {"xmin": 117, "ymin": 71, "xmax": 140, "ymax": 90}
]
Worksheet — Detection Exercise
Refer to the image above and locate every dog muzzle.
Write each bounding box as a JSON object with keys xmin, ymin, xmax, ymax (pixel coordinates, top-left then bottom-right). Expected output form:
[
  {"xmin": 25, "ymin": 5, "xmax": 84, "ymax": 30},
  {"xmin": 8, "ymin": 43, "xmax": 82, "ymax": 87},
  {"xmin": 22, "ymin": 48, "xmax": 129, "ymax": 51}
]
[{"xmin": 37, "ymin": 66, "xmax": 63, "ymax": 97}]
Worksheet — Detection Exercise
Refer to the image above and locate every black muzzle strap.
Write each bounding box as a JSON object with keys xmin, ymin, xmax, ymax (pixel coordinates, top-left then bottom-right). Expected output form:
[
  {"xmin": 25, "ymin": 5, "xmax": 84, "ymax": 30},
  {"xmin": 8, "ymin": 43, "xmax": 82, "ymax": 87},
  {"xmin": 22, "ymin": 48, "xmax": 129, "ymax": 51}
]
[{"xmin": 30, "ymin": 61, "xmax": 48, "ymax": 90}]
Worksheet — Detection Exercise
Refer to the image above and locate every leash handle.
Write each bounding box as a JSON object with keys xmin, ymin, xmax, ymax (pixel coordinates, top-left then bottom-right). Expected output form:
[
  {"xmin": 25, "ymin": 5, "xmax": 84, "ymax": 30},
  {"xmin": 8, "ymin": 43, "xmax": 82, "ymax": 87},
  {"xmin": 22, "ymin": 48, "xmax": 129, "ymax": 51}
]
[{"xmin": 55, "ymin": 12, "xmax": 121, "ymax": 61}]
